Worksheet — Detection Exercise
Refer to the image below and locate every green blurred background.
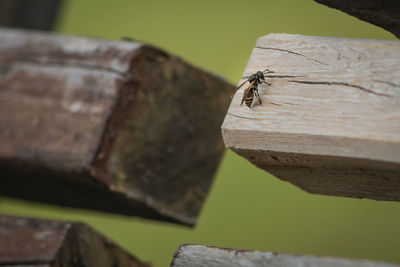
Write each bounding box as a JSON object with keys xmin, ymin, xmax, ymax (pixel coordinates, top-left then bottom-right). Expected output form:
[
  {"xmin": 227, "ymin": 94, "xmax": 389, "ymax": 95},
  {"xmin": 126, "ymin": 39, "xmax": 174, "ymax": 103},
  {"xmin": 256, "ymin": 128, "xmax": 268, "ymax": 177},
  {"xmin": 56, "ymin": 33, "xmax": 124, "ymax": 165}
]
[{"xmin": 1, "ymin": 0, "xmax": 399, "ymax": 266}]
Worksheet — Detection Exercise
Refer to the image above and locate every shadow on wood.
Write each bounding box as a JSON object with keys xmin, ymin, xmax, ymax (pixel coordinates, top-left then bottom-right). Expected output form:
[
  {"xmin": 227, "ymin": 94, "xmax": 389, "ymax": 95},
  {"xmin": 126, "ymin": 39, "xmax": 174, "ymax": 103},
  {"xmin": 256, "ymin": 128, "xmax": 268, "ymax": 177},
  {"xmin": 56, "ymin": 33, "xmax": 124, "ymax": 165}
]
[{"xmin": 0, "ymin": 28, "xmax": 235, "ymax": 226}]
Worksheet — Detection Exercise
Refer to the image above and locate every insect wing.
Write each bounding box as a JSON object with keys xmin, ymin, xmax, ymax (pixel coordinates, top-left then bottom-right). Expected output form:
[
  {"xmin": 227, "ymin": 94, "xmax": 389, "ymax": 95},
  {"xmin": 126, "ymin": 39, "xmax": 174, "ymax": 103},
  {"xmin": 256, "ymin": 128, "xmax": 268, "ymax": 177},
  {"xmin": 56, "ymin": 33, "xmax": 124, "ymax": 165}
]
[
  {"xmin": 241, "ymin": 80, "xmax": 255, "ymax": 106},
  {"xmin": 235, "ymin": 79, "xmax": 249, "ymax": 91},
  {"xmin": 230, "ymin": 79, "xmax": 249, "ymax": 99}
]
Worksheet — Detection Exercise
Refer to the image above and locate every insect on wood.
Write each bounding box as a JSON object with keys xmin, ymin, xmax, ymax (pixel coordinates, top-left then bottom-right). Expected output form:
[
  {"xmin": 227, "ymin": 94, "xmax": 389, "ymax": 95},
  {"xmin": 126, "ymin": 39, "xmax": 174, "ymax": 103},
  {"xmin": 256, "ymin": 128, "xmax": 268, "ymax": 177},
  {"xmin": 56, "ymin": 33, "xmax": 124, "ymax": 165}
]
[{"xmin": 236, "ymin": 69, "xmax": 273, "ymax": 108}]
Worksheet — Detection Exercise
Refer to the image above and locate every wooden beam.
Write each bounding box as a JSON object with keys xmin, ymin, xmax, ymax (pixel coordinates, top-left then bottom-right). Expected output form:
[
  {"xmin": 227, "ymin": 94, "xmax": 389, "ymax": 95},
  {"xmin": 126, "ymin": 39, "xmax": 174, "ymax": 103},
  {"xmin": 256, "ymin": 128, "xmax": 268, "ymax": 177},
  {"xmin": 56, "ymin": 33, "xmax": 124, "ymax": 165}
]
[
  {"xmin": 222, "ymin": 34, "xmax": 400, "ymax": 201},
  {"xmin": 170, "ymin": 245, "xmax": 399, "ymax": 267},
  {"xmin": 0, "ymin": 215, "xmax": 149, "ymax": 267},
  {"xmin": 0, "ymin": 0, "xmax": 63, "ymax": 31},
  {"xmin": 0, "ymin": 28, "xmax": 234, "ymax": 226},
  {"xmin": 314, "ymin": 0, "xmax": 400, "ymax": 38}
]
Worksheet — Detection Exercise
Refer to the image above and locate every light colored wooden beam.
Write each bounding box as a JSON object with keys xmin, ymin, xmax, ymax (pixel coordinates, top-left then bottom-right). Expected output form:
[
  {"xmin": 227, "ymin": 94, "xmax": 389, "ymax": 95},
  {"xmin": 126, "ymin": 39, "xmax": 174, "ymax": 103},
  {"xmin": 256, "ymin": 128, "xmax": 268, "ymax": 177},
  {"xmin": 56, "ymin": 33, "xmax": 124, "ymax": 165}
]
[
  {"xmin": 222, "ymin": 34, "xmax": 400, "ymax": 201},
  {"xmin": 170, "ymin": 245, "xmax": 399, "ymax": 267}
]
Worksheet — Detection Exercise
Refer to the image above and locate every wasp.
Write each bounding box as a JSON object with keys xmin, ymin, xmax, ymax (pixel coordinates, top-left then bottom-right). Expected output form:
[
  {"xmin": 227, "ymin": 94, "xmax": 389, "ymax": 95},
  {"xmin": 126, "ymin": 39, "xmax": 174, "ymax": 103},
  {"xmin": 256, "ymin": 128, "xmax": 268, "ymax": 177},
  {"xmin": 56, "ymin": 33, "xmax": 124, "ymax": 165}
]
[{"xmin": 235, "ymin": 69, "xmax": 273, "ymax": 108}]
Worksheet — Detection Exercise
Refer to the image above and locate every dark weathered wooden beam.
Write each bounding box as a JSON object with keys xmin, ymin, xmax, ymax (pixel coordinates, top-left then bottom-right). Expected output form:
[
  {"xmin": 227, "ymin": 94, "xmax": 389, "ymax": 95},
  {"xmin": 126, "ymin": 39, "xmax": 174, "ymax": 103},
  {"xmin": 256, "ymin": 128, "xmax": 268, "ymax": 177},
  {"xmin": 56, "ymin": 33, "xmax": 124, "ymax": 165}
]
[
  {"xmin": 170, "ymin": 245, "xmax": 399, "ymax": 267},
  {"xmin": 0, "ymin": 0, "xmax": 63, "ymax": 31},
  {"xmin": 0, "ymin": 28, "xmax": 234, "ymax": 226},
  {"xmin": 314, "ymin": 0, "xmax": 400, "ymax": 38},
  {"xmin": 0, "ymin": 215, "xmax": 149, "ymax": 267},
  {"xmin": 222, "ymin": 34, "xmax": 400, "ymax": 202}
]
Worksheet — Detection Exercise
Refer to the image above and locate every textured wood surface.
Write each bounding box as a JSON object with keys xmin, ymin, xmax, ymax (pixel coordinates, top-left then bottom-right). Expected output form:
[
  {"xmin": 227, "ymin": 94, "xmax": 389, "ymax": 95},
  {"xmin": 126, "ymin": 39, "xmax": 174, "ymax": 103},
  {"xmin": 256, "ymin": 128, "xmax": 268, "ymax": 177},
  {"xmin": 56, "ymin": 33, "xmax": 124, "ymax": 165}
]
[
  {"xmin": 170, "ymin": 245, "xmax": 399, "ymax": 267},
  {"xmin": 222, "ymin": 34, "xmax": 400, "ymax": 201},
  {"xmin": 314, "ymin": 0, "xmax": 400, "ymax": 38},
  {"xmin": 0, "ymin": 28, "xmax": 234, "ymax": 226},
  {"xmin": 0, "ymin": 215, "xmax": 149, "ymax": 267}
]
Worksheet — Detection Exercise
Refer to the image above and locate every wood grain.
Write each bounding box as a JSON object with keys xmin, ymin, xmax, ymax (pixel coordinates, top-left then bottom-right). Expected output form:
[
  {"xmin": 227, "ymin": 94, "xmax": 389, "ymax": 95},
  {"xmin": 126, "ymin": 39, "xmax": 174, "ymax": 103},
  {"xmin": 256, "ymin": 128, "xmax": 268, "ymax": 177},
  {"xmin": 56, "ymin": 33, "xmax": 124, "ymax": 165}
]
[
  {"xmin": 222, "ymin": 34, "xmax": 400, "ymax": 201},
  {"xmin": 0, "ymin": 28, "xmax": 234, "ymax": 225},
  {"xmin": 170, "ymin": 245, "xmax": 399, "ymax": 267},
  {"xmin": 0, "ymin": 215, "xmax": 149, "ymax": 267}
]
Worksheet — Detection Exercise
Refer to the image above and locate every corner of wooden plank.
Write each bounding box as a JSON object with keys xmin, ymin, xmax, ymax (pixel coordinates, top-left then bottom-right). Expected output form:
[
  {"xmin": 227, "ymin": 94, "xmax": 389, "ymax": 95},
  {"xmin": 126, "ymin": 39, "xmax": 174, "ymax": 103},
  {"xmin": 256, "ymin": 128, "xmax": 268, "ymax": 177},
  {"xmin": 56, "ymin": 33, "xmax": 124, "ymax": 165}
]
[{"xmin": 222, "ymin": 33, "xmax": 400, "ymax": 201}]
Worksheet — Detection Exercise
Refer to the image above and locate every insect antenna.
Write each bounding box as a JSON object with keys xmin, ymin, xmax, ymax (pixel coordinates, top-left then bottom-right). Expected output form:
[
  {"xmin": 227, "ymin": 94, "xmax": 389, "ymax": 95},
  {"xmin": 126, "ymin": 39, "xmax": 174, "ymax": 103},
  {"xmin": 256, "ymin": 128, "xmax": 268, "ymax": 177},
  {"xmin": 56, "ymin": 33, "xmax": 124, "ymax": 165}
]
[{"xmin": 262, "ymin": 68, "xmax": 274, "ymax": 74}]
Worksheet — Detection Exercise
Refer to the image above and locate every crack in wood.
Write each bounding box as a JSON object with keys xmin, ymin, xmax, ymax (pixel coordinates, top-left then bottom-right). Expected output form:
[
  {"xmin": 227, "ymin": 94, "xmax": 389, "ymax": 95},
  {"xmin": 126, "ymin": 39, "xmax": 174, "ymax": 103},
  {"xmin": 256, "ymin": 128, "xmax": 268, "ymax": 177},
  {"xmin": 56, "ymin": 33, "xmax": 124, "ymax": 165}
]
[
  {"xmin": 374, "ymin": 80, "xmax": 400, "ymax": 88},
  {"xmin": 282, "ymin": 101, "xmax": 299, "ymax": 106},
  {"xmin": 255, "ymin": 46, "xmax": 329, "ymax": 66},
  {"xmin": 227, "ymin": 112, "xmax": 260, "ymax": 120},
  {"xmin": 268, "ymin": 102, "xmax": 282, "ymax": 106},
  {"xmin": 288, "ymin": 80, "xmax": 393, "ymax": 97},
  {"xmin": 2, "ymin": 59, "xmax": 138, "ymax": 82}
]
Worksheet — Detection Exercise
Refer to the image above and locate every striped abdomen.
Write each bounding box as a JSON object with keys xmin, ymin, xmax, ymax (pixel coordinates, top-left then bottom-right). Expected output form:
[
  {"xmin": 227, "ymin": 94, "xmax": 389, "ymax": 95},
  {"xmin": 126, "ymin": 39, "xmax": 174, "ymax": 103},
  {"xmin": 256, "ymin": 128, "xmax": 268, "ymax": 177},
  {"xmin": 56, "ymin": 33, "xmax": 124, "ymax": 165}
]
[{"xmin": 245, "ymin": 88, "xmax": 254, "ymax": 108}]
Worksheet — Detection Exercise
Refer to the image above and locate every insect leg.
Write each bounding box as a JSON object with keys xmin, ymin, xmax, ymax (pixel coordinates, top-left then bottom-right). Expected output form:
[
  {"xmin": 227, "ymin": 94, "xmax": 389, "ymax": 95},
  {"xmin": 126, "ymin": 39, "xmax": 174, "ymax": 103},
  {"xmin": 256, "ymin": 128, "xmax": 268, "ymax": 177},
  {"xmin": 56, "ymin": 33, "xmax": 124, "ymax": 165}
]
[
  {"xmin": 263, "ymin": 81, "xmax": 271, "ymax": 86},
  {"xmin": 254, "ymin": 88, "xmax": 262, "ymax": 104}
]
